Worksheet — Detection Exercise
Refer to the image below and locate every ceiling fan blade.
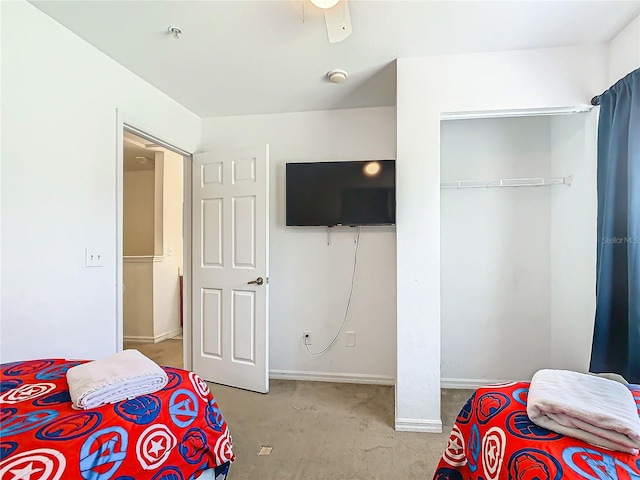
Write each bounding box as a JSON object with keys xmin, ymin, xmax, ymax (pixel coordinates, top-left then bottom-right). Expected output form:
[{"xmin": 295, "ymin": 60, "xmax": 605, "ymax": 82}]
[{"xmin": 324, "ymin": 0, "xmax": 352, "ymax": 44}]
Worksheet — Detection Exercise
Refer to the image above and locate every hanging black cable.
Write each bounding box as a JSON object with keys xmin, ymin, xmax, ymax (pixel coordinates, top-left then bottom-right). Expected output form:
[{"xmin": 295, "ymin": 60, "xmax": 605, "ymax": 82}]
[{"xmin": 305, "ymin": 227, "xmax": 361, "ymax": 356}]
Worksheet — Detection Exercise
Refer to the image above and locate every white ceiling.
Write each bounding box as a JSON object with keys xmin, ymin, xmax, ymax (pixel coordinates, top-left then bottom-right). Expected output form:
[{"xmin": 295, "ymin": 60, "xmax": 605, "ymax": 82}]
[{"xmin": 30, "ymin": 0, "xmax": 640, "ymax": 118}]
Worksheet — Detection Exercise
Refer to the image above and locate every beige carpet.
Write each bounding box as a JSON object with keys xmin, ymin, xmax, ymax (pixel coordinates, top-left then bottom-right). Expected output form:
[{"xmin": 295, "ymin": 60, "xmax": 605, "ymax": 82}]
[
  {"xmin": 212, "ymin": 381, "xmax": 471, "ymax": 480},
  {"xmin": 124, "ymin": 339, "xmax": 184, "ymax": 368},
  {"xmin": 128, "ymin": 339, "xmax": 472, "ymax": 480}
]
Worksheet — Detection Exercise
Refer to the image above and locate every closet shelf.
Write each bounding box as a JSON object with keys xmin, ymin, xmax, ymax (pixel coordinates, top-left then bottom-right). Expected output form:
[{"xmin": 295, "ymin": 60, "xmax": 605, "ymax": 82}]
[{"xmin": 441, "ymin": 175, "xmax": 572, "ymax": 189}]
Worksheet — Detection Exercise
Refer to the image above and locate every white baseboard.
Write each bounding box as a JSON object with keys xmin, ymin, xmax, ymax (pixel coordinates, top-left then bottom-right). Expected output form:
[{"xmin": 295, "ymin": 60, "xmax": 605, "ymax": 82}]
[
  {"xmin": 123, "ymin": 335, "xmax": 154, "ymax": 344},
  {"xmin": 154, "ymin": 328, "xmax": 183, "ymax": 343},
  {"xmin": 267, "ymin": 373, "xmax": 513, "ymax": 389},
  {"xmin": 124, "ymin": 328, "xmax": 183, "ymax": 345},
  {"xmin": 441, "ymin": 378, "xmax": 512, "ymax": 389},
  {"xmin": 395, "ymin": 418, "xmax": 443, "ymax": 433},
  {"xmin": 269, "ymin": 369, "xmax": 394, "ymax": 386}
]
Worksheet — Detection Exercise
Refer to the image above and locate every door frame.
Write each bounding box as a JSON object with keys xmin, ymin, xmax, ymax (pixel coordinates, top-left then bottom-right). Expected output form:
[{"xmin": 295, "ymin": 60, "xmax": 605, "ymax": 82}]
[{"xmin": 115, "ymin": 109, "xmax": 194, "ymax": 370}]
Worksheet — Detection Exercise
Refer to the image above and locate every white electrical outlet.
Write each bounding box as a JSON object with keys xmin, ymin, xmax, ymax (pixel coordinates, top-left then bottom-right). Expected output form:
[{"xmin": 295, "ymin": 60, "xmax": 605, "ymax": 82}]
[
  {"xmin": 346, "ymin": 331, "xmax": 356, "ymax": 347},
  {"xmin": 303, "ymin": 332, "xmax": 312, "ymax": 345}
]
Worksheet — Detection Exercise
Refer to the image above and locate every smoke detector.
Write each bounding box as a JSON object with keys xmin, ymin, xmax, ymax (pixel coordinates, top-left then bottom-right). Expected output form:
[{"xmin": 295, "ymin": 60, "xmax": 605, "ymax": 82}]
[{"xmin": 327, "ymin": 69, "xmax": 348, "ymax": 84}]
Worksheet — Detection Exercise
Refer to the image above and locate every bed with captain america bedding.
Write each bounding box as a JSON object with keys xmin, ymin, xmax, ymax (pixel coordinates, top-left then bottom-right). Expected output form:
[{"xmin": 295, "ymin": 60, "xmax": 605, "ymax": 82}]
[
  {"xmin": 0, "ymin": 359, "xmax": 234, "ymax": 480},
  {"xmin": 433, "ymin": 381, "xmax": 640, "ymax": 480}
]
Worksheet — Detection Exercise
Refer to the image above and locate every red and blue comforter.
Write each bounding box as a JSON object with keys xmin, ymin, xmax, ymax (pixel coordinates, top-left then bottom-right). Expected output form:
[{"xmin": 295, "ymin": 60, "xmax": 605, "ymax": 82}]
[
  {"xmin": 434, "ymin": 381, "xmax": 640, "ymax": 480},
  {"xmin": 0, "ymin": 359, "xmax": 234, "ymax": 480}
]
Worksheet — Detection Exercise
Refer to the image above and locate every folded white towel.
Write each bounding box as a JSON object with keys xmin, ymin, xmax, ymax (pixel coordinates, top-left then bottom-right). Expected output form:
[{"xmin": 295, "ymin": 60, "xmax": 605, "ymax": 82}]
[
  {"xmin": 66, "ymin": 349, "xmax": 168, "ymax": 410},
  {"xmin": 527, "ymin": 369, "xmax": 640, "ymax": 454}
]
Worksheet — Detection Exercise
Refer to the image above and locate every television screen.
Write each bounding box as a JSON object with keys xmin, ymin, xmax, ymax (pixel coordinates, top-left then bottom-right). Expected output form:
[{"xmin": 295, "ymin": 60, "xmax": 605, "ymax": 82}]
[{"xmin": 286, "ymin": 160, "xmax": 396, "ymax": 226}]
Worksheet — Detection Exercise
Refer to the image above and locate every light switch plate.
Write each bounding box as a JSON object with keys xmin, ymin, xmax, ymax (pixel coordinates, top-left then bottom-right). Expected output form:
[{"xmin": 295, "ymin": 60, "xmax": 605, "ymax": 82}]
[{"xmin": 85, "ymin": 248, "xmax": 104, "ymax": 267}]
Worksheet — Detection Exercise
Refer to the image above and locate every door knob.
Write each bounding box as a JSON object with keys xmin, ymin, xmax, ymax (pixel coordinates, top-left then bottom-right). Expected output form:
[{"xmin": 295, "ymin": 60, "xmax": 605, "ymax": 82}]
[{"xmin": 247, "ymin": 277, "xmax": 264, "ymax": 286}]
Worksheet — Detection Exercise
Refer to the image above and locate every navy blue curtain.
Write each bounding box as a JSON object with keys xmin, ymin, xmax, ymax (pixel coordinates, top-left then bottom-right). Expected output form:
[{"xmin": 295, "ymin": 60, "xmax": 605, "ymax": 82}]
[{"xmin": 590, "ymin": 68, "xmax": 640, "ymax": 383}]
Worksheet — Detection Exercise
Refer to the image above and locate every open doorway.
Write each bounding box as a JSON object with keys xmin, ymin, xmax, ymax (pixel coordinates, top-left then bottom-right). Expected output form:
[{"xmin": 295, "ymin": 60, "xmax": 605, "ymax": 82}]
[
  {"xmin": 117, "ymin": 124, "xmax": 269, "ymax": 392},
  {"xmin": 122, "ymin": 129, "xmax": 185, "ymax": 368}
]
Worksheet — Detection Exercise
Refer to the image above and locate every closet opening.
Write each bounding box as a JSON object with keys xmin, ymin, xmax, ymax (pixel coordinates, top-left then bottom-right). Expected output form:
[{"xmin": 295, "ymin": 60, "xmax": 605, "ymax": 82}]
[{"xmin": 439, "ymin": 111, "xmax": 598, "ymax": 389}]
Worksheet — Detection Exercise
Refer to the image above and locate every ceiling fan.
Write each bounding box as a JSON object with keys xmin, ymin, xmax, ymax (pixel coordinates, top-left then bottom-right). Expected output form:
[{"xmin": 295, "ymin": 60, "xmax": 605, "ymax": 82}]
[{"xmin": 309, "ymin": 0, "xmax": 352, "ymax": 44}]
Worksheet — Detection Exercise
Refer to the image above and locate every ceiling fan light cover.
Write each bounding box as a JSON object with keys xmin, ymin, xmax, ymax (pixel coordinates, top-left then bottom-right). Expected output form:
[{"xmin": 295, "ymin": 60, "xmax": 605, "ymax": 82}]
[
  {"xmin": 310, "ymin": 0, "xmax": 340, "ymax": 9},
  {"xmin": 324, "ymin": 0, "xmax": 352, "ymax": 43}
]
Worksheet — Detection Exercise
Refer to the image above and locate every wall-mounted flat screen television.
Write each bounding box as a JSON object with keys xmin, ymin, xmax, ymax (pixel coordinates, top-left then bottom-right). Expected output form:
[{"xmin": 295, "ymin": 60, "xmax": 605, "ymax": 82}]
[{"xmin": 286, "ymin": 160, "xmax": 396, "ymax": 226}]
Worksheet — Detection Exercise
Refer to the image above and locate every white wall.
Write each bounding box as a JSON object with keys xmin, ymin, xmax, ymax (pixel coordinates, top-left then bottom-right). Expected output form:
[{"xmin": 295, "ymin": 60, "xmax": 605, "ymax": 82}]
[
  {"xmin": 153, "ymin": 153, "xmax": 164, "ymax": 257},
  {"xmin": 396, "ymin": 45, "xmax": 608, "ymax": 431},
  {"xmin": 152, "ymin": 150, "xmax": 184, "ymax": 341},
  {"xmin": 549, "ymin": 112, "xmax": 598, "ymax": 372},
  {"xmin": 163, "ymin": 150, "xmax": 184, "ymax": 275},
  {"xmin": 124, "ymin": 170, "xmax": 155, "ymax": 255},
  {"xmin": 123, "ymin": 259, "xmax": 154, "ymax": 340},
  {"xmin": 441, "ymin": 116, "xmax": 552, "ymax": 383},
  {"xmin": 0, "ymin": 1, "xmax": 200, "ymax": 363},
  {"xmin": 608, "ymin": 15, "xmax": 640, "ymax": 84},
  {"xmin": 201, "ymin": 107, "xmax": 397, "ymax": 383},
  {"xmin": 123, "ymin": 167, "xmax": 156, "ymax": 343}
]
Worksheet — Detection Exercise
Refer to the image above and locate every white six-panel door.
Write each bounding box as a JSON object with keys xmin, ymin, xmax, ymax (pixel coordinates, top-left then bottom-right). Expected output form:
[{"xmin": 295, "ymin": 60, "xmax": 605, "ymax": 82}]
[{"xmin": 191, "ymin": 145, "xmax": 269, "ymax": 393}]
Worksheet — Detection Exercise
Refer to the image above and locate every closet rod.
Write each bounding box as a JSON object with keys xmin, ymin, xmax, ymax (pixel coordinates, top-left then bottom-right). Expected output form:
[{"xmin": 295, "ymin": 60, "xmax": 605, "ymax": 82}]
[{"xmin": 441, "ymin": 175, "xmax": 572, "ymax": 189}]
